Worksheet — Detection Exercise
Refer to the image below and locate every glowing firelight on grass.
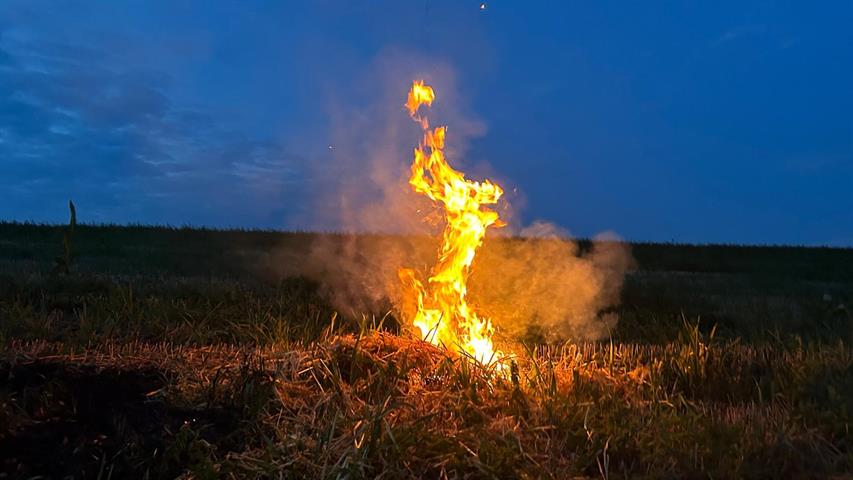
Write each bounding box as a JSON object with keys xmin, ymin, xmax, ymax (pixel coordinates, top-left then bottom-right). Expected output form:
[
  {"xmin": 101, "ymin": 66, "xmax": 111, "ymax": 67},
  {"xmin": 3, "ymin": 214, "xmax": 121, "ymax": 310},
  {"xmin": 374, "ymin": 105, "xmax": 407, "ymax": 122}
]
[{"xmin": 398, "ymin": 80, "xmax": 505, "ymax": 365}]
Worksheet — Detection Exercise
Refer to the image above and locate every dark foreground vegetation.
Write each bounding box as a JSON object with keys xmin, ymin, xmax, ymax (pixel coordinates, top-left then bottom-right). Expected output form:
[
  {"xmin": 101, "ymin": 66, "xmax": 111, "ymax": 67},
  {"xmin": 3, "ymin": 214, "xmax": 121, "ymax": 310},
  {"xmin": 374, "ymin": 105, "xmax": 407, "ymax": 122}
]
[{"xmin": 1, "ymin": 222, "xmax": 851, "ymax": 478}]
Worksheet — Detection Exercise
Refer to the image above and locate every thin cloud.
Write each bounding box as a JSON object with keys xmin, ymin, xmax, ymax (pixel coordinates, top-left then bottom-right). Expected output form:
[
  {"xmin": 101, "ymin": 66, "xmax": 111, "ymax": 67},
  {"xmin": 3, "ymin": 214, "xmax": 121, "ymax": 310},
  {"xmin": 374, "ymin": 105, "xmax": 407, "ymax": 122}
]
[{"xmin": 711, "ymin": 25, "xmax": 767, "ymax": 47}]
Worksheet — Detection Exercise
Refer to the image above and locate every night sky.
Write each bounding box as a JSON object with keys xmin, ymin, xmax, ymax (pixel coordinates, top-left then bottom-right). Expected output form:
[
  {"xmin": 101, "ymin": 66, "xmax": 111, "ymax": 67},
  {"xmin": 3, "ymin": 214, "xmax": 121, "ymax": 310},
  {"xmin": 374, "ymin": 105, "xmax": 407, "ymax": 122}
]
[{"xmin": 2, "ymin": 1, "xmax": 852, "ymax": 245}]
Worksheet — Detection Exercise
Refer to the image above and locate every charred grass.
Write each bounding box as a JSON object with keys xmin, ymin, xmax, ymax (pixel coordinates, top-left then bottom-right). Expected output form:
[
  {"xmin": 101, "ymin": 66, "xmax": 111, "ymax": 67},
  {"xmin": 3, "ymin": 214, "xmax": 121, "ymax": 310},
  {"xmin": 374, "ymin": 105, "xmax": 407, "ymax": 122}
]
[{"xmin": 1, "ymin": 222, "xmax": 852, "ymax": 478}]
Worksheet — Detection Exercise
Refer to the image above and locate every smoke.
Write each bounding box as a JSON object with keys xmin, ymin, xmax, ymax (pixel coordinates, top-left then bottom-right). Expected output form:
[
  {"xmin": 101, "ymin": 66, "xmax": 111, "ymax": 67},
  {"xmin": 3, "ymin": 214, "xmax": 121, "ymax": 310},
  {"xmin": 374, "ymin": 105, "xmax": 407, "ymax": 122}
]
[
  {"xmin": 273, "ymin": 50, "xmax": 632, "ymax": 341},
  {"xmin": 472, "ymin": 224, "xmax": 632, "ymax": 342},
  {"xmin": 297, "ymin": 49, "xmax": 485, "ymax": 235}
]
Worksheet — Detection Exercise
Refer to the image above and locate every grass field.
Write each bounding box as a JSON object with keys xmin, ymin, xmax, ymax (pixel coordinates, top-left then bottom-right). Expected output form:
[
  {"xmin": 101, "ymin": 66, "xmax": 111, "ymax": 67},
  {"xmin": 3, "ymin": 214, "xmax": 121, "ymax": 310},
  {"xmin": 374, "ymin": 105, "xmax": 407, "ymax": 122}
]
[{"xmin": 1, "ymin": 222, "xmax": 851, "ymax": 478}]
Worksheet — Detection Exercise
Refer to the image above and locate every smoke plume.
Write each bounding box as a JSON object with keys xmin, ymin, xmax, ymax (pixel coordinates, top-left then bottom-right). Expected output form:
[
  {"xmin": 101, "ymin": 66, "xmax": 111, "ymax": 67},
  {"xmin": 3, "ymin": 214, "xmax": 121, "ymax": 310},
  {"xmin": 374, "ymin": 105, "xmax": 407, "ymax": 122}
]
[{"xmin": 274, "ymin": 51, "xmax": 632, "ymax": 341}]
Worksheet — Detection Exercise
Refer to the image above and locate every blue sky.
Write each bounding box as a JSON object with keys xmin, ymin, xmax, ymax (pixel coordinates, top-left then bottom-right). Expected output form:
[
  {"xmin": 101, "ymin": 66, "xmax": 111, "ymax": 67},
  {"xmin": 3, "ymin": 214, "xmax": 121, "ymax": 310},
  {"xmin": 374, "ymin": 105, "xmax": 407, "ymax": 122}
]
[{"xmin": 1, "ymin": 1, "xmax": 851, "ymax": 245}]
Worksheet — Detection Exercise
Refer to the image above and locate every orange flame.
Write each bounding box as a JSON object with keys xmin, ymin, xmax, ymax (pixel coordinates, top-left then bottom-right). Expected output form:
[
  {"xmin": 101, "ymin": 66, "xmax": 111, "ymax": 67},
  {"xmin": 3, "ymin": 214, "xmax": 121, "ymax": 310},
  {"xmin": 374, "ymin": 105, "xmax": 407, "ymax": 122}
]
[{"xmin": 399, "ymin": 80, "xmax": 504, "ymax": 365}]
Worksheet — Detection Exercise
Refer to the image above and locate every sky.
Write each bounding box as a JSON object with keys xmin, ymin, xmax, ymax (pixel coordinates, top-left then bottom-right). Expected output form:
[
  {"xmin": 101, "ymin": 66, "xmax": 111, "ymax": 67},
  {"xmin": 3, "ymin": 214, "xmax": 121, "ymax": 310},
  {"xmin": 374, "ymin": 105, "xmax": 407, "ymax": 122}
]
[{"xmin": 1, "ymin": 1, "xmax": 851, "ymax": 245}]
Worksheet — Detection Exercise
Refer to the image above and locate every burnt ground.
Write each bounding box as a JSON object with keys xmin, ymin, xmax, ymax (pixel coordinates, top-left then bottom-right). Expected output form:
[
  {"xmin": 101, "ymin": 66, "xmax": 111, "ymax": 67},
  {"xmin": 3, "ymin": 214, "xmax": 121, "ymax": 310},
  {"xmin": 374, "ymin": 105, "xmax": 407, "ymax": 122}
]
[{"xmin": 0, "ymin": 355, "xmax": 244, "ymax": 479}]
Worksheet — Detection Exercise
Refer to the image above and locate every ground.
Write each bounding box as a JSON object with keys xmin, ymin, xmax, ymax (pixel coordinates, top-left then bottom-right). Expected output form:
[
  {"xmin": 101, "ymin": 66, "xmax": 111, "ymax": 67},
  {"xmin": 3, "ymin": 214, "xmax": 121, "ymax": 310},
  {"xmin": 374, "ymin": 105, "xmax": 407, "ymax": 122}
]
[{"xmin": 0, "ymin": 222, "xmax": 851, "ymax": 478}]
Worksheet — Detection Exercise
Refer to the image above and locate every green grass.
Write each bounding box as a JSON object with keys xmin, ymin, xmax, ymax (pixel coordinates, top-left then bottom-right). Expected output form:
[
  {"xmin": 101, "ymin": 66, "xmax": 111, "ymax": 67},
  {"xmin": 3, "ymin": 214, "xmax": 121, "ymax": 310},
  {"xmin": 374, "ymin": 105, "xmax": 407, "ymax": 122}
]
[{"xmin": 0, "ymin": 222, "xmax": 851, "ymax": 478}]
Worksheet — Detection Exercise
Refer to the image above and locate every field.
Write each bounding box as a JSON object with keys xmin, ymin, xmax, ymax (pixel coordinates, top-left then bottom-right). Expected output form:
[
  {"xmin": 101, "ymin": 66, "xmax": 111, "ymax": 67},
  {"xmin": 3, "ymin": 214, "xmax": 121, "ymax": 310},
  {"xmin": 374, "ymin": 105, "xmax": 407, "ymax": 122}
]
[{"xmin": 1, "ymin": 222, "xmax": 851, "ymax": 478}]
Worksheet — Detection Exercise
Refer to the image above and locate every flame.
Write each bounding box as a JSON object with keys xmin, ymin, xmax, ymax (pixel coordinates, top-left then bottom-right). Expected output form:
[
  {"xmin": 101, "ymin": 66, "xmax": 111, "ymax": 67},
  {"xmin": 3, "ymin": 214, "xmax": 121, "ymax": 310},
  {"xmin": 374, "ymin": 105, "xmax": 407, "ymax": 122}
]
[
  {"xmin": 405, "ymin": 80, "xmax": 435, "ymax": 129},
  {"xmin": 399, "ymin": 80, "xmax": 504, "ymax": 365}
]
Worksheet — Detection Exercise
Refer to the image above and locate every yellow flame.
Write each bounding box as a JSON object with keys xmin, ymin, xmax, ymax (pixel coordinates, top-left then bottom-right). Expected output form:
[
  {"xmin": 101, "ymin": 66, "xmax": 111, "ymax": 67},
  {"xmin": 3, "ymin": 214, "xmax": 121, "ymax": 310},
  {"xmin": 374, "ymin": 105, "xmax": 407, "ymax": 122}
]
[
  {"xmin": 405, "ymin": 80, "xmax": 435, "ymax": 130},
  {"xmin": 399, "ymin": 80, "xmax": 504, "ymax": 365}
]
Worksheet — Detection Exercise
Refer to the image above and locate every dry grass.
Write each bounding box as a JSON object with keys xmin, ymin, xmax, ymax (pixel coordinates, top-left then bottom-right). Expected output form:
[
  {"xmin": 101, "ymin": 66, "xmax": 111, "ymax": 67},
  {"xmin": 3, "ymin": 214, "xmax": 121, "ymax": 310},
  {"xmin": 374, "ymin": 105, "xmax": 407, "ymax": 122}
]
[
  {"xmin": 3, "ymin": 328, "xmax": 850, "ymax": 478},
  {"xmin": 1, "ymin": 223, "xmax": 851, "ymax": 478}
]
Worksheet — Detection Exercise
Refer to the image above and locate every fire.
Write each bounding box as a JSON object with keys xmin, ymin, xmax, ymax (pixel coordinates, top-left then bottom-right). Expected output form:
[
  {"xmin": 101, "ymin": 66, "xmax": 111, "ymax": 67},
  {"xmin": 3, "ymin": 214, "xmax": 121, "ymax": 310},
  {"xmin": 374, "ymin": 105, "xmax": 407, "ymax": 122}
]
[{"xmin": 399, "ymin": 80, "xmax": 505, "ymax": 365}]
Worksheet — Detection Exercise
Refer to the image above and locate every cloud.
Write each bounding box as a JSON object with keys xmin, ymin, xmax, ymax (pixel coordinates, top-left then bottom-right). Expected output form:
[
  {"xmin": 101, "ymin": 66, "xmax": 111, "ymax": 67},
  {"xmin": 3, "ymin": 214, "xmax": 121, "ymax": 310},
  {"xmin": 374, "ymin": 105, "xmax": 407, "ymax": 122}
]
[
  {"xmin": 711, "ymin": 25, "xmax": 767, "ymax": 47},
  {"xmin": 0, "ymin": 27, "xmax": 305, "ymax": 226}
]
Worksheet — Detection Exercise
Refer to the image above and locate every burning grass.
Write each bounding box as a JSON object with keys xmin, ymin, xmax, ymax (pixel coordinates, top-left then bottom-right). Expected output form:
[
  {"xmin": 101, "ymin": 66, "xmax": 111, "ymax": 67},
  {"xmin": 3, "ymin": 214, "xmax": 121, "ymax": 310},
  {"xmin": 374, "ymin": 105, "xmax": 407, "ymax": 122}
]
[{"xmin": 398, "ymin": 80, "xmax": 506, "ymax": 364}]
